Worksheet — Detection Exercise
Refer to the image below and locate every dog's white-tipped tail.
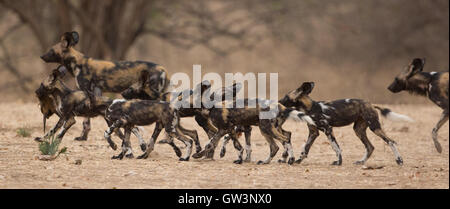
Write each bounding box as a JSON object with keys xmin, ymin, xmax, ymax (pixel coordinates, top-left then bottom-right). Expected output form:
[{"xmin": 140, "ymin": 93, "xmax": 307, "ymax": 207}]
[
  {"xmin": 375, "ymin": 106, "xmax": 414, "ymax": 122},
  {"xmin": 288, "ymin": 110, "xmax": 316, "ymax": 126},
  {"xmin": 385, "ymin": 111, "xmax": 414, "ymax": 122}
]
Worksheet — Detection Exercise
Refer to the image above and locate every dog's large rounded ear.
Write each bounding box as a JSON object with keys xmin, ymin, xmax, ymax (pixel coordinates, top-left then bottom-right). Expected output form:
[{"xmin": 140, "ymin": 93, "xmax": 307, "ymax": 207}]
[
  {"xmin": 411, "ymin": 57, "xmax": 425, "ymax": 72},
  {"xmin": 60, "ymin": 31, "xmax": 80, "ymax": 48},
  {"xmin": 71, "ymin": 31, "xmax": 79, "ymax": 46},
  {"xmin": 421, "ymin": 57, "xmax": 426, "ymax": 66},
  {"xmin": 298, "ymin": 82, "xmax": 315, "ymax": 95}
]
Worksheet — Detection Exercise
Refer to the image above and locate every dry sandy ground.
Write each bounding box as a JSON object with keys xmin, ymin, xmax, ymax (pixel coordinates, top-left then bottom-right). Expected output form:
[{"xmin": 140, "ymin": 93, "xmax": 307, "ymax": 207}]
[{"xmin": 0, "ymin": 102, "xmax": 448, "ymax": 189}]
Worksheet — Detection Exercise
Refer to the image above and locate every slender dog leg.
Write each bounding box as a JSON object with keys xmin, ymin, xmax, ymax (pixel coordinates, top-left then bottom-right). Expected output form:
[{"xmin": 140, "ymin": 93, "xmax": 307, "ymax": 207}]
[
  {"xmin": 138, "ymin": 123, "xmax": 164, "ymax": 159},
  {"xmin": 432, "ymin": 110, "xmax": 448, "ymax": 153},
  {"xmin": 174, "ymin": 128, "xmax": 194, "ymax": 161},
  {"xmin": 295, "ymin": 124, "xmax": 319, "ymax": 164},
  {"xmin": 372, "ymin": 128, "xmax": 403, "ymax": 165},
  {"xmin": 195, "ymin": 115, "xmax": 217, "ymax": 139},
  {"xmin": 205, "ymin": 129, "xmax": 226, "ymax": 159},
  {"xmin": 325, "ymin": 128, "xmax": 342, "ymax": 166},
  {"xmin": 219, "ymin": 135, "xmax": 231, "ymax": 158},
  {"xmin": 35, "ymin": 118, "xmax": 64, "ymax": 142},
  {"xmin": 131, "ymin": 127, "xmax": 147, "ymax": 152},
  {"xmin": 56, "ymin": 117, "xmax": 76, "ymax": 140},
  {"xmin": 75, "ymin": 117, "xmax": 90, "ymax": 141},
  {"xmin": 353, "ymin": 119, "xmax": 374, "ymax": 165},
  {"xmin": 257, "ymin": 134, "xmax": 279, "ymax": 165},
  {"xmin": 277, "ymin": 128, "xmax": 291, "ymax": 163},
  {"xmin": 230, "ymin": 130, "xmax": 244, "ymax": 164},
  {"xmin": 112, "ymin": 126, "xmax": 132, "ymax": 160},
  {"xmin": 243, "ymin": 126, "xmax": 252, "ymax": 162},
  {"xmin": 104, "ymin": 119, "xmax": 125, "ymax": 151},
  {"xmin": 178, "ymin": 124, "xmax": 201, "ymax": 154},
  {"xmin": 192, "ymin": 130, "xmax": 226, "ymax": 159}
]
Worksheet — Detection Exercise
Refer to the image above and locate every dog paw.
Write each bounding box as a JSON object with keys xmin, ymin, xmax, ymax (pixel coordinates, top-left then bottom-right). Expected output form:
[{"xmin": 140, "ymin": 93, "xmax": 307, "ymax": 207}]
[
  {"xmin": 219, "ymin": 148, "xmax": 226, "ymax": 158},
  {"xmin": 353, "ymin": 160, "xmax": 365, "ymax": 165},
  {"xmin": 396, "ymin": 158, "xmax": 403, "ymax": 166},
  {"xmin": 287, "ymin": 157, "xmax": 295, "ymax": 165},
  {"xmin": 179, "ymin": 157, "xmax": 190, "ymax": 161},
  {"xmin": 125, "ymin": 153, "xmax": 134, "ymax": 159},
  {"xmin": 74, "ymin": 137, "xmax": 87, "ymax": 141},
  {"xmin": 331, "ymin": 160, "xmax": 342, "ymax": 166},
  {"xmin": 140, "ymin": 144, "xmax": 147, "ymax": 152},
  {"xmin": 233, "ymin": 159, "xmax": 243, "ymax": 164},
  {"xmin": 137, "ymin": 153, "xmax": 148, "ymax": 159},
  {"xmin": 277, "ymin": 159, "xmax": 286, "ymax": 164}
]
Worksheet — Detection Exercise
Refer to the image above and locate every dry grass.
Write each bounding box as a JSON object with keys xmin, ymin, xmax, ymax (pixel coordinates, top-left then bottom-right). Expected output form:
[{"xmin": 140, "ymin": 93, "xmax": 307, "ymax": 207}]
[{"xmin": 0, "ymin": 102, "xmax": 448, "ymax": 188}]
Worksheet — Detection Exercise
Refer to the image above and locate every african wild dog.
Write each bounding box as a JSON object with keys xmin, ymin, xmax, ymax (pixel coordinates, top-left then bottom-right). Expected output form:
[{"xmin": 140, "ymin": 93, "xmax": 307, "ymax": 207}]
[
  {"xmin": 279, "ymin": 82, "xmax": 413, "ymax": 165},
  {"xmin": 121, "ymin": 80, "xmax": 245, "ymax": 155},
  {"xmin": 104, "ymin": 99, "xmax": 199, "ymax": 161},
  {"xmin": 191, "ymin": 94, "xmax": 316, "ymax": 165},
  {"xmin": 35, "ymin": 66, "xmax": 145, "ymax": 151},
  {"xmin": 388, "ymin": 58, "xmax": 449, "ymax": 153},
  {"xmin": 40, "ymin": 31, "xmax": 169, "ymax": 107},
  {"xmin": 191, "ymin": 81, "xmax": 254, "ymax": 162}
]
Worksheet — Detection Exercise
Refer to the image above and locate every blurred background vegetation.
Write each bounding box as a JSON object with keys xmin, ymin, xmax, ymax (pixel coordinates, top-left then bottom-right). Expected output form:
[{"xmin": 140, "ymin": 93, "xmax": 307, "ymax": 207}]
[{"xmin": 0, "ymin": 0, "xmax": 448, "ymax": 104}]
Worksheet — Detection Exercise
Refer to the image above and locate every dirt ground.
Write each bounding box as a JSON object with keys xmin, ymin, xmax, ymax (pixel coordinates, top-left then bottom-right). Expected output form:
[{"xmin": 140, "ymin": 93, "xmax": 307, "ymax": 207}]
[{"xmin": 0, "ymin": 102, "xmax": 448, "ymax": 189}]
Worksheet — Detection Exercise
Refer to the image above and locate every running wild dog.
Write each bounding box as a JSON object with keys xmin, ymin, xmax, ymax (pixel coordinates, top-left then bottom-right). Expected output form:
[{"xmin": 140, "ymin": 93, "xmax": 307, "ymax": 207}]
[
  {"xmin": 192, "ymin": 93, "xmax": 316, "ymax": 165},
  {"xmin": 279, "ymin": 82, "xmax": 413, "ymax": 165},
  {"xmin": 122, "ymin": 80, "xmax": 245, "ymax": 154},
  {"xmin": 388, "ymin": 58, "xmax": 449, "ymax": 153},
  {"xmin": 40, "ymin": 31, "xmax": 169, "ymax": 107},
  {"xmin": 35, "ymin": 66, "xmax": 145, "ymax": 150},
  {"xmin": 104, "ymin": 99, "xmax": 198, "ymax": 161}
]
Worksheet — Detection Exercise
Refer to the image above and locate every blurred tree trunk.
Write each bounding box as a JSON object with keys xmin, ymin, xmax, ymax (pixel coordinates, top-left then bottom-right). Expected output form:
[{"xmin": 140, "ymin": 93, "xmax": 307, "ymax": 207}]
[
  {"xmin": 1, "ymin": 0, "xmax": 258, "ymax": 60},
  {"xmin": 0, "ymin": 0, "xmax": 151, "ymax": 60},
  {"xmin": 0, "ymin": 0, "xmax": 264, "ymax": 94}
]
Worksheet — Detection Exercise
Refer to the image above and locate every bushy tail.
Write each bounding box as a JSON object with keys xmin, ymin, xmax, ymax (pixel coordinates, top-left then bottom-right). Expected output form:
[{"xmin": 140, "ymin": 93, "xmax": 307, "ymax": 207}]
[
  {"xmin": 287, "ymin": 109, "xmax": 316, "ymax": 126},
  {"xmin": 374, "ymin": 106, "xmax": 414, "ymax": 122}
]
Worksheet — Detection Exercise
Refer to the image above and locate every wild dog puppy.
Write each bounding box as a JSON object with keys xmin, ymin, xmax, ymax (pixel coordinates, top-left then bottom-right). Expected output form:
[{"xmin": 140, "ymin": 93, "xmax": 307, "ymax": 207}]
[
  {"xmin": 279, "ymin": 82, "xmax": 413, "ymax": 166},
  {"xmin": 388, "ymin": 58, "xmax": 449, "ymax": 153},
  {"xmin": 190, "ymin": 81, "xmax": 254, "ymax": 162},
  {"xmin": 192, "ymin": 97, "xmax": 315, "ymax": 165},
  {"xmin": 104, "ymin": 99, "xmax": 197, "ymax": 161},
  {"xmin": 40, "ymin": 31, "xmax": 169, "ymax": 107},
  {"xmin": 121, "ymin": 80, "xmax": 243, "ymax": 154},
  {"xmin": 35, "ymin": 66, "xmax": 145, "ymax": 151}
]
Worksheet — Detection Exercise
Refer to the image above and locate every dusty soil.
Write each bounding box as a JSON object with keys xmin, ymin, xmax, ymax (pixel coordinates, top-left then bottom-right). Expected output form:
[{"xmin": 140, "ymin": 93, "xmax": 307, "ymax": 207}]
[{"xmin": 0, "ymin": 102, "xmax": 448, "ymax": 189}]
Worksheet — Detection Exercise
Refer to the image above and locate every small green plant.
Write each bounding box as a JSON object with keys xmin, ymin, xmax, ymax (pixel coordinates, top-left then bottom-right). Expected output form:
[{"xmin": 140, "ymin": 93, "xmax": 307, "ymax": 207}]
[
  {"xmin": 38, "ymin": 133, "xmax": 67, "ymax": 157},
  {"xmin": 17, "ymin": 127, "xmax": 31, "ymax": 137}
]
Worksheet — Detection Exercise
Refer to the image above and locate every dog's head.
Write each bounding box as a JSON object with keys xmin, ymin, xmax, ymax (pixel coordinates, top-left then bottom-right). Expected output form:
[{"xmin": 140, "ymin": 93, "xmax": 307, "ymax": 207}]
[
  {"xmin": 40, "ymin": 31, "xmax": 79, "ymax": 74},
  {"xmin": 388, "ymin": 58, "xmax": 426, "ymax": 93},
  {"xmin": 38, "ymin": 65, "xmax": 66, "ymax": 94},
  {"xmin": 35, "ymin": 84, "xmax": 55, "ymax": 119},
  {"xmin": 35, "ymin": 66, "xmax": 66, "ymax": 132},
  {"xmin": 279, "ymin": 82, "xmax": 315, "ymax": 110},
  {"xmin": 36, "ymin": 66, "xmax": 67, "ymax": 117}
]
